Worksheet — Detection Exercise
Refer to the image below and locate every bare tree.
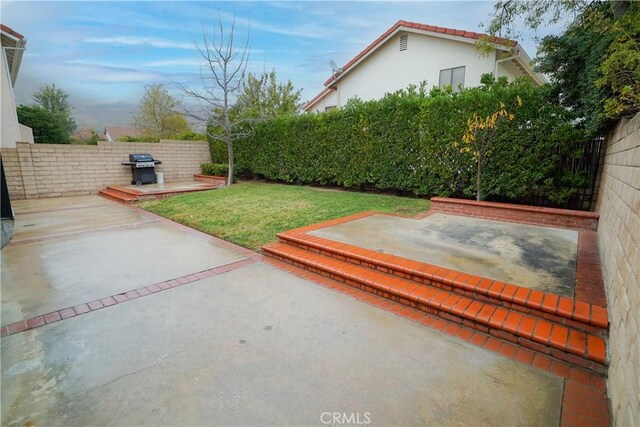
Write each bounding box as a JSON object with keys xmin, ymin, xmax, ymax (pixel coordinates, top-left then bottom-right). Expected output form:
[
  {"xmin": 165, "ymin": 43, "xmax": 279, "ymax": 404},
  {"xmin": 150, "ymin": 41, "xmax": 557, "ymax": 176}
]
[{"xmin": 177, "ymin": 15, "xmax": 250, "ymax": 185}]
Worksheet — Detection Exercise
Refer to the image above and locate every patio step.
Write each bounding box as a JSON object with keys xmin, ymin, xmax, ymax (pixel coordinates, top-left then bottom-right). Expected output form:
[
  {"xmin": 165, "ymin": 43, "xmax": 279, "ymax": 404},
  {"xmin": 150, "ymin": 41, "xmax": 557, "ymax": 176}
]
[
  {"xmin": 277, "ymin": 232, "xmax": 608, "ymax": 335},
  {"xmin": 100, "ymin": 182, "xmax": 223, "ymax": 203},
  {"xmin": 99, "ymin": 188, "xmax": 137, "ymax": 203},
  {"xmin": 263, "ymin": 241, "xmax": 608, "ymax": 373},
  {"xmin": 193, "ymin": 174, "xmax": 226, "ymax": 185}
]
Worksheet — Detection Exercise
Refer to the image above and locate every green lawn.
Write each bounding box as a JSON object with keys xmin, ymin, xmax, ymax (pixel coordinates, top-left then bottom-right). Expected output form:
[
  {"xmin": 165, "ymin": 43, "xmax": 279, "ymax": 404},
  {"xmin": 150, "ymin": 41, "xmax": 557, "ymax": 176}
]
[{"xmin": 139, "ymin": 182, "xmax": 430, "ymax": 251}]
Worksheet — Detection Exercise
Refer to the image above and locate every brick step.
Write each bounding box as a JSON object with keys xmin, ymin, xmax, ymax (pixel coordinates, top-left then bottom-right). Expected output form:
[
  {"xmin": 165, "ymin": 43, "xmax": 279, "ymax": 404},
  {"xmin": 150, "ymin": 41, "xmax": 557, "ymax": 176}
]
[
  {"xmin": 277, "ymin": 232, "xmax": 608, "ymax": 334},
  {"xmin": 101, "ymin": 182, "xmax": 223, "ymax": 203},
  {"xmin": 193, "ymin": 174, "xmax": 226, "ymax": 185},
  {"xmin": 107, "ymin": 185, "xmax": 141, "ymax": 196},
  {"xmin": 99, "ymin": 188, "xmax": 137, "ymax": 202},
  {"xmin": 263, "ymin": 242, "xmax": 607, "ymax": 373}
]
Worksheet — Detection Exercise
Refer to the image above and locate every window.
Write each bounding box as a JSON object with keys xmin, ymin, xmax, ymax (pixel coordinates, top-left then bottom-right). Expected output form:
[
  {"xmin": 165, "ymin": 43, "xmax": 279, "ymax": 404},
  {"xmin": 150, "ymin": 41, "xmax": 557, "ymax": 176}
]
[
  {"xmin": 325, "ymin": 106, "xmax": 336, "ymax": 112},
  {"xmin": 399, "ymin": 34, "xmax": 408, "ymax": 51},
  {"xmin": 439, "ymin": 66, "xmax": 465, "ymax": 91}
]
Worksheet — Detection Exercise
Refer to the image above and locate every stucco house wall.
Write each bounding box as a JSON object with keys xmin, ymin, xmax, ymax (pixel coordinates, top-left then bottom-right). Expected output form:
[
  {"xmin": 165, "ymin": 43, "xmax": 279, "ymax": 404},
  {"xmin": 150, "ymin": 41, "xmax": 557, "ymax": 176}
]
[
  {"xmin": 306, "ymin": 22, "xmax": 539, "ymax": 113},
  {"xmin": 336, "ymin": 32, "xmax": 506, "ymax": 106},
  {"xmin": 310, "ymin": 90, "xmax": 338, "ymax": 112},
  {"xmin": 1, "ymin": 41, "xmax": 22, "ymax": 148}
]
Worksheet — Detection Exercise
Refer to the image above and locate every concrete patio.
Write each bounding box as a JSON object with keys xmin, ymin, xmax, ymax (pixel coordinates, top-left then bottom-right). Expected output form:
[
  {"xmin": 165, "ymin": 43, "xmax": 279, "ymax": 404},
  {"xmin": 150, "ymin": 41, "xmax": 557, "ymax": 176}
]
[
  {"xmin": 310, "ymin": 213, "xmax": 579, "ymax": 297},
  {"xmin": 0, "ymin": 196, "xmax": 604, "ymax": 426}
]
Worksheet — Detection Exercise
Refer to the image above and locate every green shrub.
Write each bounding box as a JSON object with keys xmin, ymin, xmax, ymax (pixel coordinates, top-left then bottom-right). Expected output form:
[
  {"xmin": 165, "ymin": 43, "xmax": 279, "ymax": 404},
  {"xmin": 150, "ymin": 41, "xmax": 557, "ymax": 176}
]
[
  {"xmin": 208, "ymin": 140, "xmax": 228, "ymax": 163},
  {"xmin": 176, "ymin": 131, "xmax": 207, "ymax": 141},
  {"xmin": 16, "ymin": 105, "xmax": 71, "ymax": 144},
  {"xmin": 120, "ymin": 135, "xmax": 156, "ymax": 142},
  {"xmin": 200, "ymin": 163, "xmax": 229, "ymax": 176},
  {"xmin": 236, "ymin": 77, "xmax": 588, "ymax": 203},
  {"xmin": 205, "ymin": 121, "xmax": 229, "ymax": 163}
]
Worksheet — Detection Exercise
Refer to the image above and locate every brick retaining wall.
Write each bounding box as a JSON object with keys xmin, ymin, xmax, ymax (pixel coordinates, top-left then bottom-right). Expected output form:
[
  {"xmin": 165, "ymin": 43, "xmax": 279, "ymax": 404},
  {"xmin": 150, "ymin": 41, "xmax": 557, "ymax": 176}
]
[
  {"xmin": 430, "ymin": 197, "xmax": 599, "ymax": 231},
  {"xmin": 595, "ymin": 112, "xmax": 640, "ymax": 426},
  {"xmin": 1, "ymin": 141, "xmax": 210, "ymax": 199}
]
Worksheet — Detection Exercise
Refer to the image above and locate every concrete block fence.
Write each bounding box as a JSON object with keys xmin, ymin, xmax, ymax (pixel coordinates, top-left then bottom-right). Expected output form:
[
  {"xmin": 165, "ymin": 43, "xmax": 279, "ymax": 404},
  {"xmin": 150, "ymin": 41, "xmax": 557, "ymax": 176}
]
[
  {"xmin": 595, "ymin": 112, "xmax": 640, "ymax": 426},
  {"xmin": 0, "ymin": 141, "xmax": 210, "ymax": 199}
]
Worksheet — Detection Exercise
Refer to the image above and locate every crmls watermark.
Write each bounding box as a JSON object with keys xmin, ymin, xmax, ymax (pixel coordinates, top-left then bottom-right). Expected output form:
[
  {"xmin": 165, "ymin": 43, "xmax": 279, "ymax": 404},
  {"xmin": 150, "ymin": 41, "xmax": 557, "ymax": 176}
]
[{"xmin": 320, "ymin": 412, "xmax": 371, "ymax": 425}]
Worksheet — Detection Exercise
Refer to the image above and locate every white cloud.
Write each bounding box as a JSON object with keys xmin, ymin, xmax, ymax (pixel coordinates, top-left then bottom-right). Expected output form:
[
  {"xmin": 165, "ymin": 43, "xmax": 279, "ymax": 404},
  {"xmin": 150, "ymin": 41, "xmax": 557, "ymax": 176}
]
[
  {"xmin": 144, "ymin": 58, "xmax": 201, "ymax": 67},
  {"xmin": 227, "ymin": 14, "xmax": 335, "ymax": 40},
  {"xmin": 85, "ymin": 36, "xmax": 196, "ymax": 50}
]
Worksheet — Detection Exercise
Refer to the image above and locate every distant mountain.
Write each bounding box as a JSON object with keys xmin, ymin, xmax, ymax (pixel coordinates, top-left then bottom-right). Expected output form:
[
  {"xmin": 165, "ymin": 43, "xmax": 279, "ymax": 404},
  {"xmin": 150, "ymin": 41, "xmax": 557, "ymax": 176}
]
[{"xmin": 73, "ymin": 101, "xmax": 138, "ymax": 130}]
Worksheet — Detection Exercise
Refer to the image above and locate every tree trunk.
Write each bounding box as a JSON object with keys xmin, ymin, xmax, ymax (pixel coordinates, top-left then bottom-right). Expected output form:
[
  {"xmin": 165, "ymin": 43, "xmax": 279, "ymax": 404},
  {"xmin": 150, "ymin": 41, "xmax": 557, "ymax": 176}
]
[
  {"xmin": 476, "ymin": 153, "xmax": 482, "ymax": 201},
  {"xmin": 226, "ymin": 139, "xmax": 234, "ymax": 186}
]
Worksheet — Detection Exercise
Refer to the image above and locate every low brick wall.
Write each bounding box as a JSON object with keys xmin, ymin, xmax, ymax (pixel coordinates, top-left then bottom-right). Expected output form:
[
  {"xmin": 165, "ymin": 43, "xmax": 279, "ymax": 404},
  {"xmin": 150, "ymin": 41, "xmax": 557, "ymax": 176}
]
[
  {"xmin": 595, "ymin": 113, "xmax": 640, "ymax": 426},
  {"xmin": 193, "ymin": 174, "xmax": 226, "ymax": 185},
  {"xmin": 430, "ymin": 197, "xmax": 599, "ymax": 231},
  {"xmin": 1, "ymin": 141, "xmax": 210, "ymax": 199}
]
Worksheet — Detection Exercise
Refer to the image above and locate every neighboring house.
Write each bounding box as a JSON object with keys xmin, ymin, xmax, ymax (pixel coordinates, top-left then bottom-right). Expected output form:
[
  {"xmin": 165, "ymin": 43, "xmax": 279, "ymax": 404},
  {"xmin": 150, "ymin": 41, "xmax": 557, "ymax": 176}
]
[
  {"xmin": 103, "ymin": 126, "xmax": 141, "ymax": 143},
  {"xmin": 73, "ymin": 129, "xmax": 96, "ymax": 141},
  {"xmin": 304, "ymin": 20, "xmax": 546, "ymax": 112},
  {"xmin": 1, "ymin": 24, "xmax": 32, "ymax": 148}
]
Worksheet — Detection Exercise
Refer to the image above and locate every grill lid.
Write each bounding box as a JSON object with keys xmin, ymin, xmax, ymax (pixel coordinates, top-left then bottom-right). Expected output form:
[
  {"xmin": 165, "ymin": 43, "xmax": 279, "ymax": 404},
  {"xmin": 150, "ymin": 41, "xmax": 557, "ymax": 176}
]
[{"xmin": 129, "ymin": 153, "xmax": 154, "ymax": 162}]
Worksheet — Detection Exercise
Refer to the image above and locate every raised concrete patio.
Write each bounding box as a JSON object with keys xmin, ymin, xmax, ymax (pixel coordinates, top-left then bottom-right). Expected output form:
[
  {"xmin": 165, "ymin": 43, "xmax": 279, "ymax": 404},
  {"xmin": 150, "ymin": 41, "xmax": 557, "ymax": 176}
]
[
  {"xmin": 100, "ymin": 177, "xmax": 225, "ymax": 202},
  {"xmin": 119, "ymin": 181, "xmax": 218, "ymax": 193},
  {"xmin": 310, "ymin": 213, "xmax": 578, "ymax": 297}
]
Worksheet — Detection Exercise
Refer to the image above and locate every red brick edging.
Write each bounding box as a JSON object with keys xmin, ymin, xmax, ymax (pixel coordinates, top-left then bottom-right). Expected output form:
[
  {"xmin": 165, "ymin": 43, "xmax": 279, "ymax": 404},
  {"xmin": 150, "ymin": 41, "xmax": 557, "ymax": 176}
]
[
  {"xmin": 431, "ymin": 197, "xmax": 599, "ymax": 231},
  {"xmin": 193, "ymin": 174, "xmax": 226, "ymax": 185},
  {"xmin": 0, "ymin": 258, "xmax": 257, "ymax": 338},
  {"xmin": 277, "ymin": 231, "xmax": 608, "ymax": 328}
]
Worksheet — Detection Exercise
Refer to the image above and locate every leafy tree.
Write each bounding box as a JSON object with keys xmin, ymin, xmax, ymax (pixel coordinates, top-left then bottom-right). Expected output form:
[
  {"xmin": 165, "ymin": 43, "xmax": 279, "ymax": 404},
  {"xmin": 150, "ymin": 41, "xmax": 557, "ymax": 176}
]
[
  {"xmin": 32, "ymin": 83, "xmax": 76, "ymax": 134},
  {"xmin": 16, "ymin": 105, "xmax": 71, "ymax": 144},
  {"xmin": 132, "ymin": 83, "xmax": 191, "ymax": 141},
  {"xmin": 459, "ymin": 97, "xmax": 520, "ymax": 200},
  {"xmin": 481, "ymin": 0, "xmax": 639, "ymax": 135},
  {"xmin": 205, "ymin": 70, "xmax": 301, "ymax": 166},
  {"xmin": 236, "ymin": 70, "xmax": 302, "ymax": 120},
  {"xmin": 482, "ymin": 0, "xmax": 594, "ymax": 42},
  {"xmin": 176, "ymin": 15, "xmax": 250, "ymax": 186},
  {"xmin": 596, "ymin": 8, "xmax": 640, "ymax": 119},
  {"xmin": 535, "ymin": 3, "xmax": 615, "ymax": 135}
]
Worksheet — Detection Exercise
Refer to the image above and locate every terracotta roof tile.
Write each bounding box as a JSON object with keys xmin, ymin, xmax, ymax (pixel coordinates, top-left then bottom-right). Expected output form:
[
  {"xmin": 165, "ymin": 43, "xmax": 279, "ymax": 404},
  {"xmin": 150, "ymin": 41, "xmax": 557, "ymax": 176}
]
[{"xmin": 0, "ymin": 24, "xmax": 24, "ymax": 40}]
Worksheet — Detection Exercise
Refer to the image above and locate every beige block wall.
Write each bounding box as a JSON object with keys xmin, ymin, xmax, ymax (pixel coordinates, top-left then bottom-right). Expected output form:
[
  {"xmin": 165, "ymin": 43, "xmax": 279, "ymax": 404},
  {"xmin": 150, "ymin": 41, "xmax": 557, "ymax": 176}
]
[
  {"xmin": 1, "ymin": 141, "xmax": 210, "ymax": 199},
  {"xmin": 1, "ymin": 148, "xmax": 25, "ymax": 199},
  {"xmin": 595, "ymin": 112, "xmax": 640, "ymax": 426}
]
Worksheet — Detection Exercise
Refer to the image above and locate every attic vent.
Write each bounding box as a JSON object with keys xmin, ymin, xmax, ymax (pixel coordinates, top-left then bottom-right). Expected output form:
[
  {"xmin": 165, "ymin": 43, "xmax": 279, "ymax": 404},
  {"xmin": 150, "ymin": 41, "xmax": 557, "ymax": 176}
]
[{"xmin": 399, "ymin": 34, "xmax": 408, "ymax": 51}]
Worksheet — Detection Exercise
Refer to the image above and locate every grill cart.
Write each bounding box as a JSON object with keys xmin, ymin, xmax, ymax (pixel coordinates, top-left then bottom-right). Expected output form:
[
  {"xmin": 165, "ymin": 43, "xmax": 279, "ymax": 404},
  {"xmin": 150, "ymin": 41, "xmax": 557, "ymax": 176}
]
[{"xmin": 121, "ymin": 154, "xmax": 162, "ymax": 185}]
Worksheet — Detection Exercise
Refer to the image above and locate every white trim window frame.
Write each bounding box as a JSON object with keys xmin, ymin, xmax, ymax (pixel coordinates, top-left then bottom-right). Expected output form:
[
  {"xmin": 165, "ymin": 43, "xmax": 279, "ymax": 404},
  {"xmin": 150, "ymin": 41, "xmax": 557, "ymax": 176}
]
[{"xmin": 439, "ymin": 66, "xmax": 466, "ymax": 92}]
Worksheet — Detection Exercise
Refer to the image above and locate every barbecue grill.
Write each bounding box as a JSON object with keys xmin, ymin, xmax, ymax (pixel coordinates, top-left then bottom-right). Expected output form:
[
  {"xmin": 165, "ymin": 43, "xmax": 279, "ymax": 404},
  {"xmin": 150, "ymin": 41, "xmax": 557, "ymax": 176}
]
[{"xmin": 121, "ymin": 154, "xmax": 162, "ymax": 185}]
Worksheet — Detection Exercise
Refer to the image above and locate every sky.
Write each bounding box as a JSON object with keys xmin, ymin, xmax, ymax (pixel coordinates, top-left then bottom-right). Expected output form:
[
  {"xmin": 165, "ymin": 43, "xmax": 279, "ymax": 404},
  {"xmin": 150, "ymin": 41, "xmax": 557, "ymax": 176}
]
[{"xmin": 1, "ymin": 1, "xmax": 567, "ymax": 129}]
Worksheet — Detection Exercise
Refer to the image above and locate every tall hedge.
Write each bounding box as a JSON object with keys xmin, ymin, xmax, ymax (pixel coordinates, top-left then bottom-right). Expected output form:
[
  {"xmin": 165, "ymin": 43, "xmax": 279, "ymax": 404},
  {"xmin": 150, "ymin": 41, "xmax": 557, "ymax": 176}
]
[{"xmin": 236, "ymin": 77, "xmax": 586, "ymax": 201}]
